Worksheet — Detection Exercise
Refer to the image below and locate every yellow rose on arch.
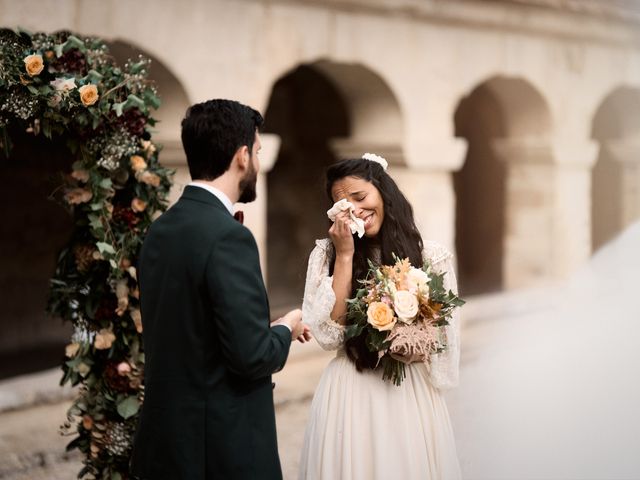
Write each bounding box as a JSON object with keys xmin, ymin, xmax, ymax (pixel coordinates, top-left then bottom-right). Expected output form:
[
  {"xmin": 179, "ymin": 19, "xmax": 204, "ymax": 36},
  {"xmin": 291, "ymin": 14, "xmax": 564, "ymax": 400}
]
[
  {"xmin": 24, "ymin": 54, "xmax": 44, "ymax": 76},
  {"xmin": 78, "ymin": 84, "xmax": 99, "ymax": 106}
]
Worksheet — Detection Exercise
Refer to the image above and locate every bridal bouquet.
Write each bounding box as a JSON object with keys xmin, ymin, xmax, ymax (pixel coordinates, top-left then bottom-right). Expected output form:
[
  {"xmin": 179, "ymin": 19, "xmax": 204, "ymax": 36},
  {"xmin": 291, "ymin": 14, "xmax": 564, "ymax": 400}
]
[{"xmin": 345, "ymin": 255, "xmax": 465, "ymax": 385}]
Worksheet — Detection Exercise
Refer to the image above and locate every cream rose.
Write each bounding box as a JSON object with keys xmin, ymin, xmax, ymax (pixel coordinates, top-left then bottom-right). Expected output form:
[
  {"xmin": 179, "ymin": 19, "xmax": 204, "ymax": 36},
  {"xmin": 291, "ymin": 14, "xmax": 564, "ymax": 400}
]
[
  {"xmin": 130, "ymin": 155, "xmax": 147, "ymax": 172},
  {"xmin": 50, "ymin": 77, "xmax": 77, "ymax": 91},
  {"xmin": 393, "ymin": 290, "xmax": 419, "ymax": 324},
  {"xmin": 406, "ymin": 267, "xmax": 430, "ymax": 296},
  {"xmin": 78, "ymin": 84, "xmax": 99, "ymax": 106},
  {"xmin": 367, "ymin": 301, "xmax": 397, "ymax": 331},
  {"xmin": 24, "ymin": 54, "xmax": 44, "ymax": 76}
]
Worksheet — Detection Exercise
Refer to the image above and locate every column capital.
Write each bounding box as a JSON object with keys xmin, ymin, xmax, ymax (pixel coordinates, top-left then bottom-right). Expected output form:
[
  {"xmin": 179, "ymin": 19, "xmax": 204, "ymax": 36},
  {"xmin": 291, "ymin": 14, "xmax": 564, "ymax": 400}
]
[
  {"xmin": 258, "ymin": 133, "xmax": 281, "ymax": 173},
  {"xmin": 490, "ymin": 137, "xmax": 598, "ymax": 168},
  {"xmin": 329, "ymin": 138, "xmax": 404, "ymax": 166},
  {"xmin": 601, "ymin": 139, "xmax": 640, "ymax": 165}
]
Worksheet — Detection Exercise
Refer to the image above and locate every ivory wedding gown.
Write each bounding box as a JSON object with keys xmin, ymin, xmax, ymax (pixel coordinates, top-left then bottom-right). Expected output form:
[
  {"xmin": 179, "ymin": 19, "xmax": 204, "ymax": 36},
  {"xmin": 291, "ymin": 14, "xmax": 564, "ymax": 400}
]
[{"xmin": 298, "ymin": 239, "xmax": 462, "ymax": 480}]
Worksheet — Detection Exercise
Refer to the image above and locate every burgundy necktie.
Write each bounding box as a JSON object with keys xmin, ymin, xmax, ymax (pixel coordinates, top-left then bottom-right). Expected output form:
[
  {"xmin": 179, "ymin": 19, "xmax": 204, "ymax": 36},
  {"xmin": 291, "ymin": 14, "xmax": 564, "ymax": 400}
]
[{"xmin": 233, "ymin": 210, "xmax": 244, "ymax": 224}]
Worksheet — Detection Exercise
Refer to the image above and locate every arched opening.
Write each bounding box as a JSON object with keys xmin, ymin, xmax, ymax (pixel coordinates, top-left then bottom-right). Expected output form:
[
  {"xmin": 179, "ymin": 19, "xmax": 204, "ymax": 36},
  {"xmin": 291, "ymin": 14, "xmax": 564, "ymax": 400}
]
[
  {"xmin": 0, "ymin": 128, "xmax": 74, "ymax": 379},
  {"xmin": 263, "ymin": 65, "xmax": 350, "ymax": 308},
  {"xmin": 454, "ymin": 85, "xmax": 506, "ymax": 295},
  {"xmin": 263, "ymin": 60, "xmax": 404, "ymax": 309},
  {"xmin": 591, "ymin": 86, "xmax": 640, "ymax": 251},
  {"xmin": 454, "ymin": 76, "xmax": 552, "ymax": 293}
]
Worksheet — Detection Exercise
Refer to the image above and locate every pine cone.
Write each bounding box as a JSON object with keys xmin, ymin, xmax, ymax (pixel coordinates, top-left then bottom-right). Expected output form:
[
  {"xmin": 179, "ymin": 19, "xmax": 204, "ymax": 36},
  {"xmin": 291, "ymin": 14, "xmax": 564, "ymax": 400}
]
[{"xmin": 74, "ymin": 244, "xmax": 96, "ymax": 272}]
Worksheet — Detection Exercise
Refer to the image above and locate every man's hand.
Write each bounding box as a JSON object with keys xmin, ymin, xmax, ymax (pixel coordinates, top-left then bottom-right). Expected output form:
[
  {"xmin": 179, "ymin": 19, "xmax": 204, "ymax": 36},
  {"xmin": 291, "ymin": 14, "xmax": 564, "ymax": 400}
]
[{"xmin": 271, "ymin": 308, "xmax": 311, "ymax": 343}]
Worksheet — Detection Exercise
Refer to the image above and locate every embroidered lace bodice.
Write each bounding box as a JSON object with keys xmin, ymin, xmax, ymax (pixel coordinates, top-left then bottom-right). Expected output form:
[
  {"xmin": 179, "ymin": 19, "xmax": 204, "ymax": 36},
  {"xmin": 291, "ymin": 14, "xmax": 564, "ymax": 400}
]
[{"xmin": 301, "ymin": 238, "xmax": 461, "ymax": 390}]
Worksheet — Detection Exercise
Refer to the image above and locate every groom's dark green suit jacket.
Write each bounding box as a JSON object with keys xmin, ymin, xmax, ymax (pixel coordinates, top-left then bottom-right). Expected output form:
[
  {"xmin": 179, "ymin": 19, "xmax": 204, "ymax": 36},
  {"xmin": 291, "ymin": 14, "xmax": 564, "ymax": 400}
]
[{"xmin": 130, "ymin": 185, "xmax": 291, "ymax": 480}]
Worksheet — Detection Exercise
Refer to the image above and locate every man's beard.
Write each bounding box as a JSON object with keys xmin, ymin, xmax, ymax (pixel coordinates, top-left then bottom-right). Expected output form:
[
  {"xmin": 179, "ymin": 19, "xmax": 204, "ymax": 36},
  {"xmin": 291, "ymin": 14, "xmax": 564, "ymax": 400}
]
[{"xmin": 238, "ymin": 161, "xmax": 258, "ymax": 203}]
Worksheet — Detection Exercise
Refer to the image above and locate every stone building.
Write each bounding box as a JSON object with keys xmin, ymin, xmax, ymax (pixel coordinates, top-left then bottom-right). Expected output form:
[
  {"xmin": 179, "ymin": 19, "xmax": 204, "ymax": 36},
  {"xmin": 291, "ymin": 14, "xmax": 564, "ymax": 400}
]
[{"xmin": 1, "ymin": 0, "xmax": 639, "ymax": 376}]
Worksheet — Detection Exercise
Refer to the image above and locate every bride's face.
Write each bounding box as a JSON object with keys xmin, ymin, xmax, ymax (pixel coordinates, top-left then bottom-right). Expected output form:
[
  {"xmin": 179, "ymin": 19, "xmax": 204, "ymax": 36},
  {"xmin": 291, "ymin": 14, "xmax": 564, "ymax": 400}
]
[{"xmin": 331, "ymin": 176, "xmax": 385, "ymax": 237}]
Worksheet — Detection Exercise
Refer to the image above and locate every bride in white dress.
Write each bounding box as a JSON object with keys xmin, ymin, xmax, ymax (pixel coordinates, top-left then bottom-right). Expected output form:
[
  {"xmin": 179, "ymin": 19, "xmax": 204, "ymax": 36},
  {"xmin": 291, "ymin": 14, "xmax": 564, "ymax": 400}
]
[{"xmin": 298, "ymin": 156, "xmax": 462, "ymax": 480}]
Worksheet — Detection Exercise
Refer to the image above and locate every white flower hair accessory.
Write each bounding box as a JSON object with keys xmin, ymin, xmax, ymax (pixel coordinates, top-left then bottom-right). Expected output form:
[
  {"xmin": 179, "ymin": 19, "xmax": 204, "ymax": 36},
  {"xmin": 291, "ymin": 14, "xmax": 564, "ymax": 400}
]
[{"xmin": 362, "ymin": 152, "xmax": 388, "ymax": 171}]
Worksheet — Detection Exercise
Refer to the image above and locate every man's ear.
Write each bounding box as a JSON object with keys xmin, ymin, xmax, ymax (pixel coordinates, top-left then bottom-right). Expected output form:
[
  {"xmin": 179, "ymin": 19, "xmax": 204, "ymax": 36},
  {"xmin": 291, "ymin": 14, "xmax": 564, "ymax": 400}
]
[{"xmin": 233, "ymin": 145, "xmax": 250, "ymax": 171}]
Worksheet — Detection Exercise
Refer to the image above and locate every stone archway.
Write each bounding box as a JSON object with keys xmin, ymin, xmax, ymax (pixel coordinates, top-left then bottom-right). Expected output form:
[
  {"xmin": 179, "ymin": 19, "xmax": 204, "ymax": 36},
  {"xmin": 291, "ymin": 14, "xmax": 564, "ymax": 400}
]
[
  {"xmin": 263, "ymin": 60, "xmax": 405, "ymax": 309},
  {"xmin": 591, "ymin": 86, "xmax": 640, "ymax": 251},
  {"xmin": 454, "ymin": 76, "xmax": 552, "ymax": 293}
]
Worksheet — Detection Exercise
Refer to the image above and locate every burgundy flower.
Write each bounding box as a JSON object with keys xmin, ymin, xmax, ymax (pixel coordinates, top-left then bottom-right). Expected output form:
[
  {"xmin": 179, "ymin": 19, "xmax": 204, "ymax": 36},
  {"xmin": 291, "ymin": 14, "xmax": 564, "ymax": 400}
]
[{"xmin": 113, "ymin": 205, "xmax": 140, "ymax": 229}]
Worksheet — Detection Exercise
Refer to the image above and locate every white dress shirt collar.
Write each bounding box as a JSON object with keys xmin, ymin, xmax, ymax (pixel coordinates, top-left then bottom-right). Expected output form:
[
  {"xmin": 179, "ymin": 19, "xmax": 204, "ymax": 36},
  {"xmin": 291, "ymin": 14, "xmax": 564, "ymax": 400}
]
[{"xmin": 188, "ymin": 182, "xmax": 234, "ymax": 215}]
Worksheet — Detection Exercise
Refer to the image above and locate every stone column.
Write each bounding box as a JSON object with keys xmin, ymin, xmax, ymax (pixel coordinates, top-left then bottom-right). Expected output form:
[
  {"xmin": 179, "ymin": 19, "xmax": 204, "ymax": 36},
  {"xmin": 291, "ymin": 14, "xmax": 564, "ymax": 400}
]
[
  {"xmin": 603, "ymin": 139, "xmax": 640, "ymax": 228},
  {"xmin": 491, "ymin": 138, "xmax": 597, "ymax": 288},
  {"xmin": 237, "ymin": 134, "xmax": 281, "ymax": 281}
]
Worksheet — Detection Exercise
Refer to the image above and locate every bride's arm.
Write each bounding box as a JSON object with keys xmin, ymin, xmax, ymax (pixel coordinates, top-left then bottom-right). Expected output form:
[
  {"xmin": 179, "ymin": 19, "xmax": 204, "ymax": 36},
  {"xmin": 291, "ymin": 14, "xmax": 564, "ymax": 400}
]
[
  {"xmin": 302, "ymin": 240, "xmax": 346, "ymax": 351},
  {"xmin": 424, "ymin": 242, "xmax": 461, "ymax": 390}
]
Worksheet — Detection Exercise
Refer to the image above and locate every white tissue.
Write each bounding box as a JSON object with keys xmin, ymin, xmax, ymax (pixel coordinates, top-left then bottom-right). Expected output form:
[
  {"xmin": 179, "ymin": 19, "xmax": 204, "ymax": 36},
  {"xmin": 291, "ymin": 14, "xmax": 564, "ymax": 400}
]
[{"xmin": 326, "ymin": 199, "xmax": 365, "ymax": 238}]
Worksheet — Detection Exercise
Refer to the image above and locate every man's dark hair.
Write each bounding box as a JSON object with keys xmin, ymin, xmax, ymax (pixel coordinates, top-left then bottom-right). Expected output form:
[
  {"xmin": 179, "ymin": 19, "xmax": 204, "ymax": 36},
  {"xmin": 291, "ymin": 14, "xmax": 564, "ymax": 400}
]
[{"xmin": 181, "ymin": 99, "xmax": 264, "ymax": 180}]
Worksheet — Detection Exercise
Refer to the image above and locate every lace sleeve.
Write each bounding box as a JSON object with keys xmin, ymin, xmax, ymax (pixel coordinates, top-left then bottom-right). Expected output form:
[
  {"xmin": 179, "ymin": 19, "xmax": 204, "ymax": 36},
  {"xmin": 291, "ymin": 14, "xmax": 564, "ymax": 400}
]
[
  {"xmin": 302, "ymin": 239, "xmax": 346, "ymax": 351},
  {"xmin": 424, "ymin": 241, "xmax": 461, "ymax": 390}
]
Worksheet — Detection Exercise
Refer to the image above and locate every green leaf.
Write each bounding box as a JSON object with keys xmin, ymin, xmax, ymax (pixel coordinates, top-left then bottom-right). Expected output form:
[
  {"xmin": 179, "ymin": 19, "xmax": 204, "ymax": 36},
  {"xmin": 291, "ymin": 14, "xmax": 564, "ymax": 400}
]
[
  {"xmin": 88, "ymin": 214, "xmax": 102, "ymax": 230},
  {"xmin": 143, "ymin": 90, "xmax": 161, "ymax": 109},
  {"xmin": 116, "ymin": 396, "xmax": 140, "ymax": 419},
  {"xmin": 86, "ymin": 69, "xmax": 103, "ymax": 83},
  {"xmin": 26, "ymin": 85, "xmax": 39, "ymax": 95},
  {"xmin": 62, "ymin": 35, "xmax": 86, "ymax": 53},
  {"xmin": 99, "ymin": 177, "xmax": 112, "ymax": 189},
  {"xmin": 112, "ymin": 101, "xmax": 125, "ymax": 117},
  {"xmin": 345, "ymin": 323, "xmax": 365, "ymax": 340},
  {"xmin": 366, "ymin": 329, "xmax": 389, "ymax": 352},
  {"xmin": 125, "ymin": 94, "xmax": 146, "ymax": 111},
  {"xmin": 96, "ymin": 242, "xmax": 115, "ymax": 255}
]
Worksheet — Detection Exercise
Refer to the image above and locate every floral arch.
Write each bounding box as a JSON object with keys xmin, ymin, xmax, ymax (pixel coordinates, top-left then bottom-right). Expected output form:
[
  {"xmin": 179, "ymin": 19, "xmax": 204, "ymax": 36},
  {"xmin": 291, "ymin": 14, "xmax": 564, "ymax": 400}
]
[{"xmin": 0, "ymin": 29, "xmax": 172, "ymax": 478}]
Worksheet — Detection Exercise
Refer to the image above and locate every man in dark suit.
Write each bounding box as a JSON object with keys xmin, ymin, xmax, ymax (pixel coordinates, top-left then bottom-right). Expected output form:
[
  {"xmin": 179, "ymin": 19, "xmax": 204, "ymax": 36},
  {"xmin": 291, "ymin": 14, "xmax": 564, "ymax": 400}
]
[{"xmin": 131, "ymin": 99, "xmax": 307, "ymax": 479}]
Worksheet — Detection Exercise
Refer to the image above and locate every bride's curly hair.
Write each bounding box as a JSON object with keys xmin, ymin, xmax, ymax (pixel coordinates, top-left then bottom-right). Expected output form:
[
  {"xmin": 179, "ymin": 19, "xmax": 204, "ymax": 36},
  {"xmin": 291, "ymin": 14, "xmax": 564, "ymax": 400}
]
[{"xmin": 326, "ymin": 158, "xmax": 424, "ymax": 371}]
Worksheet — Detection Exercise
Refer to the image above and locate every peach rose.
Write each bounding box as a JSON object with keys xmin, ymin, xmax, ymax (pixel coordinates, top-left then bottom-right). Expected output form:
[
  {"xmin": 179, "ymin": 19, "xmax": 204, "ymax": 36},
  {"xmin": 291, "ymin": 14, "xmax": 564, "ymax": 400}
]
[
  {"xmin": 131, "ymin": 197, "xmax": 147, "ymax": 212},
  {"xmin": 65, "ymin": 188, "xmax": 93, "ymax": 205},
  {"xmin": 24, "ymin": 54, "xmax": 44, "ymax": 76},
  {"xmin": 71, "ymin": 169, "xmax": 90, "ymax": 183},
  {"xmin": 94, "ymin": 328, "xmax": 116, "ymax": 350},
  {"xmin": 367, "ymin": 301, "xmax": 397, "ymax": 332},
  {"xmin": 129, "ymin": 155, "xmax": 147, "ymax": 172},
  {"xmin": 78, "ymin": 84, "xmax": 99, "ymax": 106},
  {"xmin": 65, "ymin": 342, "xmax": 81, "ymax": 358},
  {"xmin": 137, "ymin": 170, "xmax": 161, "ymax": 187}
]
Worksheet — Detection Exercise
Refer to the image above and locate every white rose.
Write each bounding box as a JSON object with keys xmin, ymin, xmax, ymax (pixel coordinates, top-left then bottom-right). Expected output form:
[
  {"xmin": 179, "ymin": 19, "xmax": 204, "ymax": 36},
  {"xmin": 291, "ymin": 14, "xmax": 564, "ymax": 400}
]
[
  {"xmin": 50, "ymin": 77, "xmax": 77, "ymax": 91},
  {"xmin": 393, "ymin": 290, "xmax": 419, "ymax": 324},
  {"xmin": 407, "ymin": 267, "xmax": 430, "ymax": 296}
]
